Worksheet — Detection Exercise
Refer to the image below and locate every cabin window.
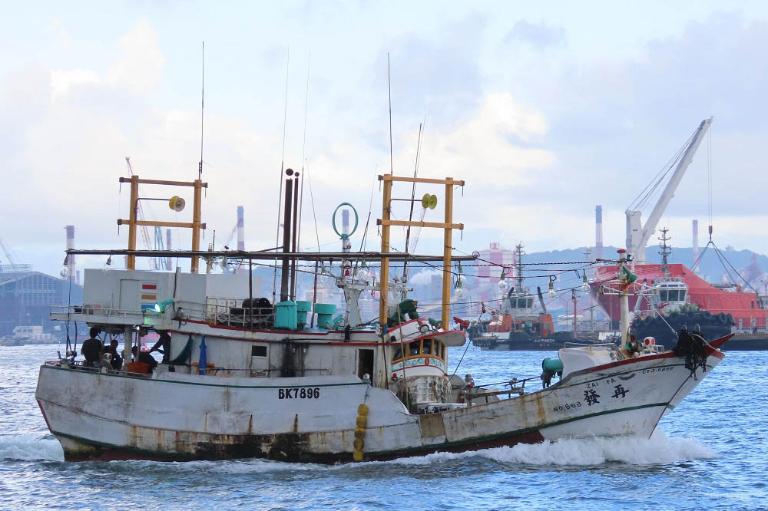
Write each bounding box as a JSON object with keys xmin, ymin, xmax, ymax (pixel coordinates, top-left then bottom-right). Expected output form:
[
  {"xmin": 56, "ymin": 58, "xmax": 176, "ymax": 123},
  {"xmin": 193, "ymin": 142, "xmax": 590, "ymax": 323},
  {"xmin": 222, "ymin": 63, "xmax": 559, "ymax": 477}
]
[
  {"xmin": 679, "ymin": 291, "xmax": 686, "ymax": 301},
  {"xmin": 393, "ymin": 346, "xmax": 403, "ymax": 361},
  {"xmin": 423, "ymin": 339, "xmax": 432, "ymax": 355},
  {"xmin": 409, "ymin": 342, "xmax": 420, "ymax": 356},
  {"xmin": 251, "ymin": 345, "xmax": 267, "ymax": 357}
]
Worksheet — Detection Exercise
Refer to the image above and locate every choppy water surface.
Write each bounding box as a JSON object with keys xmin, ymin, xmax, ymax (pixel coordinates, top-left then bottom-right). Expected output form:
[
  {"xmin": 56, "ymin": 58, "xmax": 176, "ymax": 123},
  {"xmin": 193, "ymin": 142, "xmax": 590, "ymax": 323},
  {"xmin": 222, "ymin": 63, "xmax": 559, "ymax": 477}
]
[{"xmin": 1, "ymin": 344, "xmax": 766, "ymax": 510}]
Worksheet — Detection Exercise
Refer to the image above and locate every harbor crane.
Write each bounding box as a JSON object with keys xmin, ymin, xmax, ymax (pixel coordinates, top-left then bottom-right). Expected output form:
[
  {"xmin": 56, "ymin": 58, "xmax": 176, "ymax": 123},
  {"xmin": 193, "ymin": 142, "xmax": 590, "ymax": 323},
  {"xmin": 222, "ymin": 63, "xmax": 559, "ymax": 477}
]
[
  {"xmin": 0, "ymin": 236, "xmax": 21, "ymax": 271},
  {"xmin": 625, "ymin": 117, "xmax": 712, "ymax": 263}
]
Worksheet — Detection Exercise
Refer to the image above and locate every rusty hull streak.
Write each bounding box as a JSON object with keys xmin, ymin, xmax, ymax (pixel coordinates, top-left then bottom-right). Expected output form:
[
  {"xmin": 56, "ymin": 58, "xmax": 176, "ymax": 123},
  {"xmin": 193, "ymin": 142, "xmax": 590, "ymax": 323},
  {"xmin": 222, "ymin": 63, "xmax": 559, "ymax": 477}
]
[{"xmin": 59, "ymin": 423, "xmax": 546, "ymax": 464}]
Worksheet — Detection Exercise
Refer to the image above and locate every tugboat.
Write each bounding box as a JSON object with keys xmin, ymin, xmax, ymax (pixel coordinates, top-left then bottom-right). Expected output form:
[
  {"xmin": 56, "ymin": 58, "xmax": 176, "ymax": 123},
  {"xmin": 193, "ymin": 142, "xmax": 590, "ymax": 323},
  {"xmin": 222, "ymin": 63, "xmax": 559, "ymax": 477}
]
[
  {"xmin": 468, "ymin": 244, "xmax": 575, "ymax": 351},
  {"xmin": 36, "ymin": 169, "xmax": 731, "ymax": 463}
]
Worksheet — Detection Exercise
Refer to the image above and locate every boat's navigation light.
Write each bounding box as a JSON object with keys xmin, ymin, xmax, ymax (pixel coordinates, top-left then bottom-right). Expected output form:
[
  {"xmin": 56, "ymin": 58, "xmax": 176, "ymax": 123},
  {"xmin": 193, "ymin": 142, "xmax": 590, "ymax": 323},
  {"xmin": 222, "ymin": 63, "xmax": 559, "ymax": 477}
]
[{"xmin": 153, "ymin": 298, "xmax": 175, "ymax": 314}]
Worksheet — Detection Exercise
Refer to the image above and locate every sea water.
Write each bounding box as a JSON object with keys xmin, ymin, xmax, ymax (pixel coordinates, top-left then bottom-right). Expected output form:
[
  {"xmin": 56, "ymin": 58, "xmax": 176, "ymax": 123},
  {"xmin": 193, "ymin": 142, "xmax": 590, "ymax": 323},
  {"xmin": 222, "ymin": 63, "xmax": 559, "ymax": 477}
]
[{"xmin": 0, "ymin": 344, "xmax": 766, "ymax": 510}]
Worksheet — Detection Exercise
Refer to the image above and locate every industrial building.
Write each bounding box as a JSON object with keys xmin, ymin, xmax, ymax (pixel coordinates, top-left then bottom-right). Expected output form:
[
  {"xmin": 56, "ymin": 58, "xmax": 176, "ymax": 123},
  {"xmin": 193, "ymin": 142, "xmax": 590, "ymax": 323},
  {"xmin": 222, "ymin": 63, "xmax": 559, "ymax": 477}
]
[{"xmin": 0, "ymin": 267, "xmax": 83, "ymax": 336}]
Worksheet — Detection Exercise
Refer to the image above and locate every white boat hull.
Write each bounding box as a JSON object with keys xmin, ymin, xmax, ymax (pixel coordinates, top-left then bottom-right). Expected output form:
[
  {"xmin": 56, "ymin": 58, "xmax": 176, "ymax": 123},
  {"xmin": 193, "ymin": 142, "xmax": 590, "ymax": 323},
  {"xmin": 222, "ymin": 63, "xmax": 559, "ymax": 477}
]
[{"xmin": 36, "ymin": 346, "xmax": 724, "ymax": 462}]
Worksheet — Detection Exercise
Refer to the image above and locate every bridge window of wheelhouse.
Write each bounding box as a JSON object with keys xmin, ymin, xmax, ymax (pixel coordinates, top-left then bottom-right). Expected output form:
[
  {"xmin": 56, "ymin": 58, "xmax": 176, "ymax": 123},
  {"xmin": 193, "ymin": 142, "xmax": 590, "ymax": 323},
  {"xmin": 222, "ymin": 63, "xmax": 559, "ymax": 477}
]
[{"xmin": 392, "ymin": 339, "xmax": 446, "ymax": 362}]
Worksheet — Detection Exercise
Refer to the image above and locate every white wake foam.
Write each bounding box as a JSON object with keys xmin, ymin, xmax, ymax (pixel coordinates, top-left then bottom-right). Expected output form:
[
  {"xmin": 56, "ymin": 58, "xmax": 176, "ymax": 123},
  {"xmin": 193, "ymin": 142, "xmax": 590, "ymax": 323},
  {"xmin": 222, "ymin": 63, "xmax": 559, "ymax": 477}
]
[
  {"xmin": 0, "ymin": 430, "xmax": 713, "ymax": 469},
  {"xmin": 0, "ymin": 434, "xmax": 64, "ymax": 461},
  {"xmin": 388, "ymin": 430, "xmax": 715, "ymax": 467}
]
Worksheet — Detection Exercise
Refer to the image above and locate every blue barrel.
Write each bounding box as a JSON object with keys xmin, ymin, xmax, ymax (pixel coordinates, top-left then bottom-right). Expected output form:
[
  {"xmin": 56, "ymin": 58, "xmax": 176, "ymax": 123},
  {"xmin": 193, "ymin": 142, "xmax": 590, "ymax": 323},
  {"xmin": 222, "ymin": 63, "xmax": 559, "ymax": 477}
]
[
  {"xmin": 296, "ymin": 301, "xmax": 312, "ymax": 329},
  {"xmin": 274, "ymin": 301, "xmax": 298, "ymax": 330},
  {"xmin": 314, "ymin": 303, "xmax": 337, "ymax": 329}
]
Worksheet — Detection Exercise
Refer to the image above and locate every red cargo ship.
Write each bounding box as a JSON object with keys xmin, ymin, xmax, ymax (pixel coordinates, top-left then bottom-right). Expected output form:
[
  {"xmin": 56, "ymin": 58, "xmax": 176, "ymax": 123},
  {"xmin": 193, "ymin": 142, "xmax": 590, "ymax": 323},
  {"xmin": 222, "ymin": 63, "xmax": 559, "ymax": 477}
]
[{"xmin": 591, "ymin": 262, "xmax": 768, "ymax": 348}]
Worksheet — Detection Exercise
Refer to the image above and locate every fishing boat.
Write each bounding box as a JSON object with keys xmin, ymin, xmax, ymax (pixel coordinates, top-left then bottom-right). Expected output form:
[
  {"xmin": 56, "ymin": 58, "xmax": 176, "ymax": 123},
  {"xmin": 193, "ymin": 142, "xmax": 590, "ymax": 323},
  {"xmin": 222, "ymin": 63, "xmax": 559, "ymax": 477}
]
[{"xmin": 36, "ymin": 171, "xmax": 731, "ymax": 463}]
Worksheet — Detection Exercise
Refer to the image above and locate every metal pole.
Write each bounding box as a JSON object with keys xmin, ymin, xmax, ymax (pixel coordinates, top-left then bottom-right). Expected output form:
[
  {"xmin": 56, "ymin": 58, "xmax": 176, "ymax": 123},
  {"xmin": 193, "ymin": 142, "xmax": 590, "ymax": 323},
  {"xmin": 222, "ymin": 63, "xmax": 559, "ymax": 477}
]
[
  {"xmin": 379, "ymin": 177, "xmax": 393, "ymax": 326},
  {"xmin": 123, "ymin": 326, "xmax": 132, "ymax": 367},
  {"xmin": 127, "ymin": 176, "xmax": 139, "ymax": 270},
  {"xmin": 441, "ymin": 178, "xmax": 454, "ymax": 329},
  {"xmin": 572, "ymin": 289, "xmax": 577, "ymax": 336},
  {"xmin": 191, "ymin": 179, "xmax": 203, "ymax": 273},
  {"xmin": 248, "ymin": 258, "xmax": 253, "ymax": 328},
  {"xmin": 290, "ymin": 174, "xmax": 300, "ymax": 300}
]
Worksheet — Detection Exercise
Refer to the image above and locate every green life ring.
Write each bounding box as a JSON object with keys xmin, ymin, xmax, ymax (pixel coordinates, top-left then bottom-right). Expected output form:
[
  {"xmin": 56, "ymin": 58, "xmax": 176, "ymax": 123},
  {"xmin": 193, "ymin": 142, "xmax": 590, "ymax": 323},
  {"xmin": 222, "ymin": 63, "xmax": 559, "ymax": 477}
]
[{"xmin": 332, "ymin": 202, "xmax": 359, "ymax": 240}]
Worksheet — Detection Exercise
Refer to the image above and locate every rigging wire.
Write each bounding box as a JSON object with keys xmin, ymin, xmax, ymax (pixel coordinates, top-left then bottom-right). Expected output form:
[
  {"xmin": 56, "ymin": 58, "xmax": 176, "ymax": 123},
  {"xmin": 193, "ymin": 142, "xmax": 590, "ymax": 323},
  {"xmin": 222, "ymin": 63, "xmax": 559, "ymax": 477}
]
[
  {"xmin": 627, "ymin": 126, "xmax": 696, "ymax": 212},
  {"xmin": 402, "ymin": 121, "xmax": 424, "ymax": 285}
]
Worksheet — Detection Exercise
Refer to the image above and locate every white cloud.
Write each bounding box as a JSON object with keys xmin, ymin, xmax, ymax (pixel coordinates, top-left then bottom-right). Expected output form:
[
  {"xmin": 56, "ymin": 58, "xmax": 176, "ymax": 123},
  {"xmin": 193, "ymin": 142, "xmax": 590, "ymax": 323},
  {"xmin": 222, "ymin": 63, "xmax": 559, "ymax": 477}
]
[
  {"xmin": 106, "ymin": 20, "xmax": 165, "ymax": 93},
  {"xmin": 50, "ymin": 69, "xmax": 100, "ymax": 99}
]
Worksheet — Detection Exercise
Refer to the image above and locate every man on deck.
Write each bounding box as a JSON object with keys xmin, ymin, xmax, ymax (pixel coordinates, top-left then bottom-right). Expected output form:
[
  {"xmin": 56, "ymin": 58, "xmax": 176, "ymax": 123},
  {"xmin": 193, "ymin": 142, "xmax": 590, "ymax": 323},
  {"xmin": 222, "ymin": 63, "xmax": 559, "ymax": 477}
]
[{"xmin": 80, "ymin": 327, "xmax": 103, "ymax": 367}]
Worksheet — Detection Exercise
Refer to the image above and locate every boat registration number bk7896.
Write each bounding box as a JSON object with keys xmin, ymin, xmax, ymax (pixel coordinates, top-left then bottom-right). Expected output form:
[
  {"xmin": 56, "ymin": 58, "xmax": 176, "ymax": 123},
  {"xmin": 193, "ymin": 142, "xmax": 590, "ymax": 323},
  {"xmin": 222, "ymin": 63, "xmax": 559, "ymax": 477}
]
[{"xmin": 278, "ymin": 387, "xmax": 321, "ymax": 399}]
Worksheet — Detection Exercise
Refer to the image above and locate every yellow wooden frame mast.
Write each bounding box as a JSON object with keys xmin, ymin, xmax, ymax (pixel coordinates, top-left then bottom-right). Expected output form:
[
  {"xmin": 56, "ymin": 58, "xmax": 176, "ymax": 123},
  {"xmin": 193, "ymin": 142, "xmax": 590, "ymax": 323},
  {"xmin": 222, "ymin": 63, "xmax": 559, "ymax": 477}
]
[
  {"xmin": 377, "ymin": 174, "xmax": 464, "ymax": 328},
  {"xmin": 117, "ymin": 176, "xmax": 208, "ymax": 273}
]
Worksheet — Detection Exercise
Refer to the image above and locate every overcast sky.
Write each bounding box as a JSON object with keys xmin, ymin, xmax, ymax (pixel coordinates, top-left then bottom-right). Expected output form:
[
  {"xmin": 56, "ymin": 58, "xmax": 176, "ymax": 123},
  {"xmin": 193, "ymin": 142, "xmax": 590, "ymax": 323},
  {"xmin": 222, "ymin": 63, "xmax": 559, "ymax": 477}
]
[{"xmin": 1, "ymin": 1, "xmax": 767, "ymax": 275}]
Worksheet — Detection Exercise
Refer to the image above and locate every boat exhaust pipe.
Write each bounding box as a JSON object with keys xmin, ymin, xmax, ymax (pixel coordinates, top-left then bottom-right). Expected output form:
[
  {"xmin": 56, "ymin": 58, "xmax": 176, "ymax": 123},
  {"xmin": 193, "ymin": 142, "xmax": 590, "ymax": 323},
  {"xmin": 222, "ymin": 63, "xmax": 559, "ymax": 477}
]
[
  {"xmin": 290, "ymin": 172, "xmax": 300, "ymax": 300},
  {"xmin": 280, "ymin": 169, "xmax": 294, "ymax": 302}
]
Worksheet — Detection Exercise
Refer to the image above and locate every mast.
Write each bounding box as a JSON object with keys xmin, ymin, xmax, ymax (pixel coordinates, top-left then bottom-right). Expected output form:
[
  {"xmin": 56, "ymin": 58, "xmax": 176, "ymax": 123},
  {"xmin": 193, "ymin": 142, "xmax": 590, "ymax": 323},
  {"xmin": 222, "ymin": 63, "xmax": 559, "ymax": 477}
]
[
  {"xmin": 514, "ymin": 243, "xmax": 524, "ymax": 293},
  {"xmin": 616, "ymin": 248, "xmax": 635, "ymax": 344},
  {"xmin": 118, "ymin": 176, "xmax": 207, "ymax": 272},
  {"xmin": 377, "ymin": 175, "xmax": 464, "ymax": 329},
  {"xmin": 658, "ymin": 227, "xmax": 671, "ymax": 278}
]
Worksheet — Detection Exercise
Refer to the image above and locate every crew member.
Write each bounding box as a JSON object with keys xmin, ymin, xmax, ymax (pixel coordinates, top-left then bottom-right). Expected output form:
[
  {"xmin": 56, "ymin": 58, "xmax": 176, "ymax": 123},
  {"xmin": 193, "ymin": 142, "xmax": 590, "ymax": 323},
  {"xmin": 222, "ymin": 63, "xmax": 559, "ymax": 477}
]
[
  {"xmin": 80, "ymin": 327, "xmax": 103, "ymax": 367},
  {"xmin": 104, "ymin": 338, "xmax": 123, "ymax": 370},
  {"xmin": 131, "ymin": 346, "xmax": 158, "ymax": 371}
]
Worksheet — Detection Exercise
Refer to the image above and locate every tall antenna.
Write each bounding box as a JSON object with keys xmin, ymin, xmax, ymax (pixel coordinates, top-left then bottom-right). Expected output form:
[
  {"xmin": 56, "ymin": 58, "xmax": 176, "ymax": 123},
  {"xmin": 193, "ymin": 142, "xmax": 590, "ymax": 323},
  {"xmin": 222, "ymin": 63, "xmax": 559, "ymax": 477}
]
[
  {"xmin": 298, "ymin": 54, "xmax": 311, "ymax": 254},
  {"xmin": 272, "ymin": 48, "xmax": 290, "ymax": 304},
  {"xmin": 387, "ymin": 52, "xmax": 394, "ymax": 175},
  {"xmin": 402, "ymin": 121, "xmax": 424, "ymax": 284},
  {"xmin": 199, "ymin": 41, "xmax": 205, "ymax": 180}
]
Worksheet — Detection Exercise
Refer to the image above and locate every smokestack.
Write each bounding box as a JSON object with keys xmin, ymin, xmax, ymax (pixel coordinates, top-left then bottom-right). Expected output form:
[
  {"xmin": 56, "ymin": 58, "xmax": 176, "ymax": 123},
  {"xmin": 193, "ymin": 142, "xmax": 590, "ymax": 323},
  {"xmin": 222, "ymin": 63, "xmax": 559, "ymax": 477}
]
[
  {"xmin": 165, "ymin": 229, "xmax": 172, "ymax": 271},
  {"xmin": 692, "ymin": 219, "xmax": 699, "ymax": 265},
  {"xmin": 280, "ymin": 170, "xmax": 294, "ymax": 302},
  {"xmin": 595, "ymin": 205, "xmax": 603, "ymax": 259},
  {"xmin": 65, "ymin": 225, "xmax": 78, "ymax": 284},
  {"xmin": 237, "ymin": 206, "xmax": 245, "ymax": 251}
]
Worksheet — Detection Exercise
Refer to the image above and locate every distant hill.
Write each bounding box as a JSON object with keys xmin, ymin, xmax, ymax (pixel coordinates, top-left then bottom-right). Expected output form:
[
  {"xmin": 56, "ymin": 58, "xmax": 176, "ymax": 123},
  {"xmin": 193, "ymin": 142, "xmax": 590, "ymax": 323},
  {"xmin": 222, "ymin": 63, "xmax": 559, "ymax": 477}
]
[{"xmin": 527, "ymin": 245, "xmax": 767, "ymax": 287}]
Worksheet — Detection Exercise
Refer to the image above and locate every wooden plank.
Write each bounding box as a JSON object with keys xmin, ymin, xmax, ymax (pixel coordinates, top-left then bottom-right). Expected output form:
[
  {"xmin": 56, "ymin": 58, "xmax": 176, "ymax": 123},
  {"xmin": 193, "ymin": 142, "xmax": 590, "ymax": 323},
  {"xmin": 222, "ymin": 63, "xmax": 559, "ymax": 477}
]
[
  {"xmin": 378, "ymin": 175, "xmax": 465, "ymax": 186},
  {"xmin": 377, "ymin": 219, "xmax": 464, "ymax": 230},
  {"xmin": 118, "ymin": 219, "xmax": 207, "ymax": 229},
  {"xmin": 119, "ymin": 177, "xmax": 208, "ymax": 188}
]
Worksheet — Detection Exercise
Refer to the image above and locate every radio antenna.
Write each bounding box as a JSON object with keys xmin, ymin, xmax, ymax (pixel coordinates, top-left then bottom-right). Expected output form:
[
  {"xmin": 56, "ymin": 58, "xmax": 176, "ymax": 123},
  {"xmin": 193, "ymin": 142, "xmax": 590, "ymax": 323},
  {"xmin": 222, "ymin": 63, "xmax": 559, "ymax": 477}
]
[
  {"xmin": 198, "ymin": 41, "xmax": 205, "ymax": 180},
  {"xmin": 387, "ymin": 52, "xmax": 394, "ymax": 175},
  {"xmin": 271, "ymin": 48, "xmax": 290, "ymax": 304}
]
